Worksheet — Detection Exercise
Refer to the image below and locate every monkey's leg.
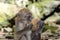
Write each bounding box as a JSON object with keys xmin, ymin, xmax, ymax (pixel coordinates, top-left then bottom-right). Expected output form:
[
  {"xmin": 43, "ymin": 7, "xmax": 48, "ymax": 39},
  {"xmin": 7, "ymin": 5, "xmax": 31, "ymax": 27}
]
[
  {"xmin": 18, "ymin": 31, "xmax": 32, "ymax": 40},
  {"xmin": 31, "ymin": 31, "xmax": 41, "ymax": 40},
  {"xmin": 14, "ymin": 32, "xmax": 23, "ymax": 40},
  {"xmin": 14, "ymin": 31, "xmax": 27, "ymax": 40},
  {"xmin": 25, "ymin": 31, "xmax": 32, "ymax": 40}
]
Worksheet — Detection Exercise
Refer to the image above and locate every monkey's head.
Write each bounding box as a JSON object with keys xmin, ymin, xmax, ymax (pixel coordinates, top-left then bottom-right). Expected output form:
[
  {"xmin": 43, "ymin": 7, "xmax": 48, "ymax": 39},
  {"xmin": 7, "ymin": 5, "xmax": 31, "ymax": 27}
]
[
  {"xmin": 31, "ymin": 19, "xmax": 40, "ymax": 31},
  {"xmin": 31, "ymin": 19, "xmax": 44, "ymax": 31},
  {"xmin": 17, "ymin": 8, "xmax": 33, "ymax": 25}
]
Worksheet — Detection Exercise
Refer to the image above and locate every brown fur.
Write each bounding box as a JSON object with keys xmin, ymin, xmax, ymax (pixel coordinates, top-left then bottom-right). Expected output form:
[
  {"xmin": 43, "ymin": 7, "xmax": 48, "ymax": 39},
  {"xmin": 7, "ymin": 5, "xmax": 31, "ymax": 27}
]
[{"xmin": 31, "ymin": 19, "xmax": 40, "ymax": 31}]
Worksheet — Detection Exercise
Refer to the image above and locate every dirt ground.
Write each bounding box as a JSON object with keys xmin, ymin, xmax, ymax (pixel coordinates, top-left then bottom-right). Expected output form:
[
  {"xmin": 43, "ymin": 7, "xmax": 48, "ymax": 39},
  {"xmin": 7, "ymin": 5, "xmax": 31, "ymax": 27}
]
[{"xmin": 0, "ymin": 39, "xmax": 13, "ymax": 40}]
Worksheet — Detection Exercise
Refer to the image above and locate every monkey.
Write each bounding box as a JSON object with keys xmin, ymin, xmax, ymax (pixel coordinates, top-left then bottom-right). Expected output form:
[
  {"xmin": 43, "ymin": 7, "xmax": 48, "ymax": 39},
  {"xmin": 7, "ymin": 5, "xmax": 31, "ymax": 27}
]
[
  {"xmin": 31, "ymin": 19, "xmax": 44, "ymax": 40},
  {"xmin": 14, "ymin": 8, "xmax": 33, "ymax": 40}
]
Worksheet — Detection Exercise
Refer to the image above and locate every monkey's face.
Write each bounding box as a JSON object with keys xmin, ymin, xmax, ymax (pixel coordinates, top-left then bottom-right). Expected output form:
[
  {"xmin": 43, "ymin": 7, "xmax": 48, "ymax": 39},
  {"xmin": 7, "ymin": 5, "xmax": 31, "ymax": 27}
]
[
  {"xmin": 31, "ymin": 19, "xmax": 39, "ymax": 31},
  {"xmin": 18, "ymin": 12, "xmax": 33, "ymax": 24},
  {"xmin": 22, "ymin": 12, "xmax": 33, "ymax": 21}
]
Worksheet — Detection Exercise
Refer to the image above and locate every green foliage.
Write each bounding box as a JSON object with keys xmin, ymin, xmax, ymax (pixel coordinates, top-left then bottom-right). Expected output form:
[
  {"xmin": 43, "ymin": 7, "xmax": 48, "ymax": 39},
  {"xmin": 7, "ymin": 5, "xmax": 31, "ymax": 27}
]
[
  {"xmin": 42, "ymin": 24, "xmax": 58, "ymax": 33},
  {"xmin": 28, "ymin": 1, "xmax": 55, "ymax": 19},
  {"xmin": 0, "ymin": 3, "xmax": 17, "ymax": 28}
]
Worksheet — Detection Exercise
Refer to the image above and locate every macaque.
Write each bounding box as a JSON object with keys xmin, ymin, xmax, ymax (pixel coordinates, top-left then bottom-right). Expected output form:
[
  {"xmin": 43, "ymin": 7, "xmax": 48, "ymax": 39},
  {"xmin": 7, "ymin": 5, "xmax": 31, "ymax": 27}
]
[
  {"xmin": 14, "ymin": 8, "xmax": 33, "ymax": 40},
  {"xmin": 31, "ymin": 19, "xmax": 44, "ymax": 40}
]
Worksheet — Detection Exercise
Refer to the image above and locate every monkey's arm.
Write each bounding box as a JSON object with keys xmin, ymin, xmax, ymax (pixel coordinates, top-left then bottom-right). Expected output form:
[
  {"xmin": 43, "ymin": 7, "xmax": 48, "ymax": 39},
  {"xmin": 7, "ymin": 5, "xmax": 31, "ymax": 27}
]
[
  {"xmin": 36, "ymin": 20, "xmax": 44, "ymax": 33},
  {"xmin": 17, "ymin": 23, "xmax": 33, "ymax": 33}
]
